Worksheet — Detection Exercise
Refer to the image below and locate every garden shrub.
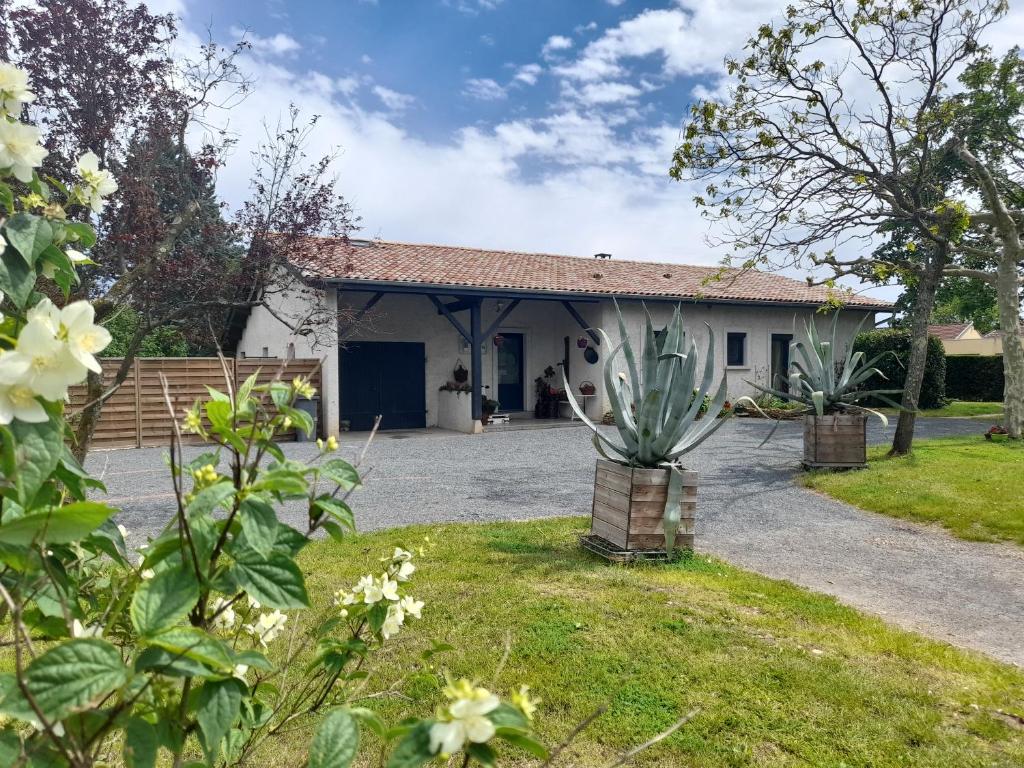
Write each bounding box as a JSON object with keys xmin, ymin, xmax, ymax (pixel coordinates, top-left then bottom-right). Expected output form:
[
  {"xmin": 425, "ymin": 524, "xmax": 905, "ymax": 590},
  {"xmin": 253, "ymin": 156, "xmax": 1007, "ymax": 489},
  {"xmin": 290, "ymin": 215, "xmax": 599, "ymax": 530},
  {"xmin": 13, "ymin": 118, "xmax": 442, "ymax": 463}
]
[
  {"xmin": 946, "ymin": 355, "xmax": 1005, "ymax": 401},
  {"xmin": 853, "ymin": 329, "xmax": 946, "ymax": 409}
]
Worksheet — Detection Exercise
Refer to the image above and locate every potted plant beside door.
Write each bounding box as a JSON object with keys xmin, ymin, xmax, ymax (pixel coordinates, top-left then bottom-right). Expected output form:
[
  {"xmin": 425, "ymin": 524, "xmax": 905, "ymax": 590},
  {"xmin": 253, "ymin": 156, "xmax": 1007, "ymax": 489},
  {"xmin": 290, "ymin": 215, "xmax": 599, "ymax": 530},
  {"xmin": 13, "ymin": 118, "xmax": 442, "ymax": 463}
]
[
  {"xmin": 565, "ymin": 302, "xmax": 729, "ymax": 559},
  {"xmin": 738, "ymin": 312, "xmax": 903, "ymax": 469}
]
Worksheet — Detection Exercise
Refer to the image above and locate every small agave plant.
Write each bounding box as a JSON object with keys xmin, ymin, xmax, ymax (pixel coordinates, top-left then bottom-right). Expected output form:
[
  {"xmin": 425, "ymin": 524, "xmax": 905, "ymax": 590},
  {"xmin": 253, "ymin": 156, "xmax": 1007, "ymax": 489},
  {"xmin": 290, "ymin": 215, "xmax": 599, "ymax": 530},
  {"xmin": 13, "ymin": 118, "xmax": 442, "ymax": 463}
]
[
  {"xmin": 737, "ymin": 312, "xmax": 903, "ymax": 443},
  {"xmin": 564, "ymin": 301, "xmax": 728, "ymax": 554}
]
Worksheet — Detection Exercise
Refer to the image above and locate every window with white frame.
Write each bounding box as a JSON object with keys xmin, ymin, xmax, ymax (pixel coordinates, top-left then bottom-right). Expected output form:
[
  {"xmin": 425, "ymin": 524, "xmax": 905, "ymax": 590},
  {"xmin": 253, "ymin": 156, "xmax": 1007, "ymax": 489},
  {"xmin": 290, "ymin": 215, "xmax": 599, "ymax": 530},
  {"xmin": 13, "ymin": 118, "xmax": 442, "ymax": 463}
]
[{"xmin": 726, "ymin": 331, "xmax": 748, "ymax": 367}]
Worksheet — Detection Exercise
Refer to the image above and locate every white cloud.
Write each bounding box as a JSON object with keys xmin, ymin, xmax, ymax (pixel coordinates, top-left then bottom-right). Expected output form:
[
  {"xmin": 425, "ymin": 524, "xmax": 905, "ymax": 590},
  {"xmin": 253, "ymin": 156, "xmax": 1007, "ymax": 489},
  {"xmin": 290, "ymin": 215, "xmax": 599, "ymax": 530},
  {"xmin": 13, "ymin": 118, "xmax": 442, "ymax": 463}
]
[
  {"xmin": 513, "ymin": 64, "xmax": 543, "ymax": 86},
  {"xmin": 229, "ymin": 27, "xmax": 300, "ymax": 57},
  {"xmin": 463, "ymin": 78, "xmax": 507, "ymax": 101},
  {"xmin": 541, "ymin": 35, "xmax": 574, "ymax": 58},
  {"xmin": 575, "ymin": 81, "xmax": 644, "ymax": 106},
  {"xmin": 606, "ymin": 0, "xmax": 627, "ymax": 5},
  {"xmin": 480, "ymin": 34, "xmax": 496, "ymax": 46},
  {"xmin": 372, "ymin": 85, "xmax": 415, "ymax": 111}
]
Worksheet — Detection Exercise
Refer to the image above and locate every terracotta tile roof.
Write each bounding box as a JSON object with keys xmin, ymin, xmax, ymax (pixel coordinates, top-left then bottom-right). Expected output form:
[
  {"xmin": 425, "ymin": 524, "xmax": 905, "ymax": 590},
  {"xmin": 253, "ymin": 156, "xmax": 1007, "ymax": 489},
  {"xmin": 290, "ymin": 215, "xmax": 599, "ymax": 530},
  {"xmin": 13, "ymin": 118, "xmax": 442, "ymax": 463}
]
[
  {"xmin": 288, "ymin": 238, "xmax": 893, "ymax": 309},
  {"xmin": 928, "ymin": 323, "xmax": 973, "ymax": 340}
]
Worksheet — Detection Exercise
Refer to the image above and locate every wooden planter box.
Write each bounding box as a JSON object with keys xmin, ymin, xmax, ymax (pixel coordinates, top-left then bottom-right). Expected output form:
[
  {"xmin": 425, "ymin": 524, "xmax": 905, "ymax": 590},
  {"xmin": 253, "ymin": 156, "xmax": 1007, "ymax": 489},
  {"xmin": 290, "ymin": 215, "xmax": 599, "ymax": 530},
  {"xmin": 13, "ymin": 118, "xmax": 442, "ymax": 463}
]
[
  {"xmin": 589, "ymin": 459, "xmax": 697, "ymax": 553},
  {"xmin": 803, "ymin": 414, "xmax": 867, "ymax": 469}
]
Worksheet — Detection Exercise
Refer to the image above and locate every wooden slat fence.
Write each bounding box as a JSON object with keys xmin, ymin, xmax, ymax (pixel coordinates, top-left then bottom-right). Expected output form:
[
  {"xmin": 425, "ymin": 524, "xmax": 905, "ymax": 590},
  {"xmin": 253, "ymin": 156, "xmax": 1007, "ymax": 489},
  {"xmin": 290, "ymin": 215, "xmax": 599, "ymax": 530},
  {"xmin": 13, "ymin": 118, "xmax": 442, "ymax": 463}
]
[{"xmin": 68, "ymin": 357, "xmax": 324, "ymax": 450}]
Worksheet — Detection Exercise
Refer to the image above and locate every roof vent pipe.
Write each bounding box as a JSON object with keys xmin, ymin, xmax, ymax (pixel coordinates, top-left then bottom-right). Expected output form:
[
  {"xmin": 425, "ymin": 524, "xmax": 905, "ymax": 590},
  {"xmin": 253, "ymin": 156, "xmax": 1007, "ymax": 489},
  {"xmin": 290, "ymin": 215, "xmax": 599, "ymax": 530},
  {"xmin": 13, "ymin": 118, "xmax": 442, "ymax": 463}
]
[{"xmin": 593, "ymin": 252, "xmax": 612, "ymax": 259}]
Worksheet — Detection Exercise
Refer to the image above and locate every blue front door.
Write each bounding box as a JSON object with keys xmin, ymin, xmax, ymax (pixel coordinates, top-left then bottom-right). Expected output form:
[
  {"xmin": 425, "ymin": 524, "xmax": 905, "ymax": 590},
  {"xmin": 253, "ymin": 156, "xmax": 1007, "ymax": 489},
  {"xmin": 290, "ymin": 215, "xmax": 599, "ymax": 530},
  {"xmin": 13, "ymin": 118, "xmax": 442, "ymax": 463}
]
[
  {"xmin": 496, "ymin": 333, "xmax": 524, "ymax": 411},
  {"xmin": 340, "ymin": 342, "xmax": 426, "ymax": 431}
]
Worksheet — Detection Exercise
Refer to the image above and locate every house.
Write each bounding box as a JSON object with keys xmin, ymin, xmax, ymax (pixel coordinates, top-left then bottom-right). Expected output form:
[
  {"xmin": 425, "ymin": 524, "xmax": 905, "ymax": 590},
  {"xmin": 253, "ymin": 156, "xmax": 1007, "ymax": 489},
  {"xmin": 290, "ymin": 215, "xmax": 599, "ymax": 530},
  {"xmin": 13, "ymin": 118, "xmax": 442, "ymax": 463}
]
[
  {"xmin": 237, "ymin": 239, "xmax": 892, "ymax": 435},
  {"xmin": 928, "ymin": 322, "xmax": 1003, "ymax": 356}
]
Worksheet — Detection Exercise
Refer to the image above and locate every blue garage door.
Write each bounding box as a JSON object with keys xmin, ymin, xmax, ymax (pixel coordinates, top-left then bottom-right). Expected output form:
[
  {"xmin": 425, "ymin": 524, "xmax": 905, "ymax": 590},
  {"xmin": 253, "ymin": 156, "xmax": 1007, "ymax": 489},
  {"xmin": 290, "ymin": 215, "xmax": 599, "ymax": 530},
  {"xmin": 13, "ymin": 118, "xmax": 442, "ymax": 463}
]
[{"xmin": 340, "ymin": 342, "xmax": 426, "ymax": 431}]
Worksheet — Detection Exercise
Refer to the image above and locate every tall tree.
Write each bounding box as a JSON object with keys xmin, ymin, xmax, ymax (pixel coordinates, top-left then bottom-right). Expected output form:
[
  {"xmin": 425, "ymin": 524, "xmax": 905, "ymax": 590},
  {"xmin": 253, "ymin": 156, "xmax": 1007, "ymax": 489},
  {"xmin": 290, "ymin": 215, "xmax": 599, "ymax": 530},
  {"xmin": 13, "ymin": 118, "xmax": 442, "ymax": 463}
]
[
  {"xmin": 670, "ymin": 0, "xmax": 1006, "ymax": 453},
  {"xmin": 943, "ymin": 49, "xmax": 1024, "ymax": 436}
]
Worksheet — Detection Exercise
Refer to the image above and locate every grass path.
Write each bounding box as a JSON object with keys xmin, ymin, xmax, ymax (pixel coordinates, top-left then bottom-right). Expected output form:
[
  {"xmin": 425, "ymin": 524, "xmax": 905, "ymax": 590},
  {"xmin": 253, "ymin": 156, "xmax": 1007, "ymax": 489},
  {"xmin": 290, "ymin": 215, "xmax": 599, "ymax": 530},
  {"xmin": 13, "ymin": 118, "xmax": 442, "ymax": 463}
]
[
  {"xmin": 804, "ymin": 436, "xmax": 1024, "ymax": 546},
  {"xmin": 281, "ymin": 518, "xmax": 1024, "ymax": 767}
]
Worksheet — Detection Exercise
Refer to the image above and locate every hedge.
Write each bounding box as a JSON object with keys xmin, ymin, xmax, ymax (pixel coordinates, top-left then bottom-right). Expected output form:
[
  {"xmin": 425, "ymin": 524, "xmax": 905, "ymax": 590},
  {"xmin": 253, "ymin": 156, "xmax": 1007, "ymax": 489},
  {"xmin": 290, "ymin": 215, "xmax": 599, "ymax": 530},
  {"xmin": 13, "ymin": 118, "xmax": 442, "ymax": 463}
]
[
  {"xmin": 945, "ymin": 355, "xmax": 1005, "ymax": 402},
  {"xmin": 853, "ymin": 329, "xmax": 946, "ymax": 409}
]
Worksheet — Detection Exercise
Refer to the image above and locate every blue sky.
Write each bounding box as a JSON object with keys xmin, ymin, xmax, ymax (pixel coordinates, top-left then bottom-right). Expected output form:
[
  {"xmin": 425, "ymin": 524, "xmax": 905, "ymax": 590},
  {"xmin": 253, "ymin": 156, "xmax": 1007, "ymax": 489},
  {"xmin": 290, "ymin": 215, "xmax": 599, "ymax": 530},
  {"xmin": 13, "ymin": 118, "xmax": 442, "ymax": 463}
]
[{"xmin": 164, "ymin": 0, "xmax": 1014, "ymax": 305}]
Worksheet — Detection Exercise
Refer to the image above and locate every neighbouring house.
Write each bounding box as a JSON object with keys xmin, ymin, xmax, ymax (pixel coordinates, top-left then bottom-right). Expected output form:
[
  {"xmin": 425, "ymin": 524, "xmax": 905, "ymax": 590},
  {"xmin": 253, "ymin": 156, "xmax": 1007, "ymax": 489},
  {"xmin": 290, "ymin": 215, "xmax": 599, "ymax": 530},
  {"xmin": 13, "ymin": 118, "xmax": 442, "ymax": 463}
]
[
  {"xmin": 928, "ymin": 322, "xmax": 1003, "ymax": 356},
  {"xmin": 236, "ymin": 239, "xmax": 892, "ymax": 435}
]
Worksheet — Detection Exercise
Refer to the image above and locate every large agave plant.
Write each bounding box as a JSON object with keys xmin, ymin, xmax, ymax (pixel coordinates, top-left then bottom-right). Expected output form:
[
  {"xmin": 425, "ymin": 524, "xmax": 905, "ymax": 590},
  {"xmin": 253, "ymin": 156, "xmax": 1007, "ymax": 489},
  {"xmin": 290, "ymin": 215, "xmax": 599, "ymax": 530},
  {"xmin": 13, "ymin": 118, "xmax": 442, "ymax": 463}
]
[
  {"xmin": 741, "ymin": 311, "xmax": 903, "ymax": 434},
  {"xmin": 564, "ymin": 301, "xmax": 728, "ymax": 554}
]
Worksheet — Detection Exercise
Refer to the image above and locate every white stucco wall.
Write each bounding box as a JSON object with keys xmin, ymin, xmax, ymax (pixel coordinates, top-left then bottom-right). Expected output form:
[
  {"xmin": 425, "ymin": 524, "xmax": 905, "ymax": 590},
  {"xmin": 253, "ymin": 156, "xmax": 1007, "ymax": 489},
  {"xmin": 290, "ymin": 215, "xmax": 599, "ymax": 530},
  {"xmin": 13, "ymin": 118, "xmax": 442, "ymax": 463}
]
[
  {"xmin": 240, "ymin": 278, "xmax": 875, "ymax": 433},
  {"xmin": 237, "ymin": 281, "xmax": 341, "ymax": 437},
  {"xmin": 602, "ymin": 300, "xmax": 875, "ymax": 411}
]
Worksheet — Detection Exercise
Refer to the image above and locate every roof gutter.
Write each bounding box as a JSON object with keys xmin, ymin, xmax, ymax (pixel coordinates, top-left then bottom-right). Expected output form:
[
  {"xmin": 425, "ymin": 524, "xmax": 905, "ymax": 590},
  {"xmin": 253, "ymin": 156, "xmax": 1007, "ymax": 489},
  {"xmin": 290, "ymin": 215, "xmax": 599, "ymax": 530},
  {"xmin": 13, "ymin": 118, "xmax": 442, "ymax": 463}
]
[{"xmin": 311, "ymin": 276, "xmax": 894, "ymax": 312}]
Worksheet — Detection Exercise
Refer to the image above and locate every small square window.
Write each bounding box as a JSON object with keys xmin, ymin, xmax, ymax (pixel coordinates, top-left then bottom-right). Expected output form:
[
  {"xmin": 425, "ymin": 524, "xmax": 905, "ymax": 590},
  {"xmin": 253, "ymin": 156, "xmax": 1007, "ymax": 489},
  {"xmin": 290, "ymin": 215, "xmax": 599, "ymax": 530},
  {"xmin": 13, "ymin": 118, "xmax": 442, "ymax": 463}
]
[{"xmin": 726, "ymin": 332, "xmax": 747, "ymax": 367}]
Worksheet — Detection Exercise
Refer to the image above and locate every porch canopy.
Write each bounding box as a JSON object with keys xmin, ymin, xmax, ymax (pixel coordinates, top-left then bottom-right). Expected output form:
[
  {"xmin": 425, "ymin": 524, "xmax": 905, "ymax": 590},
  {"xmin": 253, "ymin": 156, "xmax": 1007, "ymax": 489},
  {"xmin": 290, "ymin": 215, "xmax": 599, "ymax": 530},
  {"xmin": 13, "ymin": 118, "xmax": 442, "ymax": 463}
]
[{"xmin": 336, "ymin": 281, "xmax": 601, "ymax": 422}]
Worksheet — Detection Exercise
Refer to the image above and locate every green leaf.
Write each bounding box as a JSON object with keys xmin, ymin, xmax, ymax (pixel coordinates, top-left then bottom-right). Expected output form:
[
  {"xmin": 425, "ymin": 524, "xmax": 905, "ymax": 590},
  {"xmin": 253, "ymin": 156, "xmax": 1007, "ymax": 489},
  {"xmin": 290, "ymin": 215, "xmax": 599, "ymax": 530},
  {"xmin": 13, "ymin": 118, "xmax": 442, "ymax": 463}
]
[
  {"xmin": 187, "ymin": 481, "xmax": 235, "ymax": 517},
  {"xmin": 124, "ymin": 716, "xmax": 159, "ymax": 768},
  {"xmin": 23, "ymin": 639, "xmax": 129, "ymax": 722},
  {"xmin": 196, "ymin": 678, "xmax": 243, "ymax": 763},
  {"xmin": 231, "ymin": 552, "xmax": 309, "ymax": 609},
  {"xmin": 239, "ymin": 497, "xmax": 278, "ymax": 558},
  {"xmin": 134, "ymin": 647, "xmax": 214, "ymax": 679},
  {"xmin": 131, "ymin": 565, "xmax": 200, "ymax": 636},
  {"xmin": 497, "ymin": 731, "xmax": 548, "ymax": 759},
  {"xmin": 6, "ymin": 412, "xmax": 63, "ymax": 506},
  {"xmin": 320, "ymin": 459, "xmax": 361, "ymax": 491},
  {"xmin": 308, "ymin": 708, "xmax": 359, "ymax": 768},
  {"xmin": 232, "ymin": 649, "xmax": 273, "ymax": 671},
  {"xmin": 4, "ymin": 213, "xmax": 52, "ymax": 266},
  {"xmin": 312, "ymin": 497, "xmax": 355, "ymax": 532},
  {"xmin": 487, "ymin": 703, "xmax": 530, "ymax": 731},
  {"xmin": 349, "ymin": 706, "xmax": 387, "ymax": 739},
  {"xmin": 147, "ymin": 628, "xmax": 233, "ymax": 672},
  {"xmin": 385, "ymin": 721, "xmax": 434, "ymax": 768},
  {"xmin": 467, "ymin": 742, "xmax": 497, "ymax": 767},
  {"xmin": 0, "ymin": 502, "xmax": 115, "ymax": 546},
  {"xmin": 63, "ymin": 221, "xmax": 96, "ymax": 248},
  {"xmin": 0, "ymin": 247, "xmax": 35, "ymax": 307}
]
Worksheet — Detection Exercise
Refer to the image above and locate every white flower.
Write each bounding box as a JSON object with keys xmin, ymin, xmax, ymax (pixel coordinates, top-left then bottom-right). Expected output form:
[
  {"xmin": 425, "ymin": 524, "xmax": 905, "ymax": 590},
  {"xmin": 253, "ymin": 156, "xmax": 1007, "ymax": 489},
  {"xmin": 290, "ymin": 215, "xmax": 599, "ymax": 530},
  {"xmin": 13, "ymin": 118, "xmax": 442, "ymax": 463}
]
[
  {"xmin": 71, "ymin": 619, "xmax": 103, "ymax": 639},
  {"xmin": 399, "ymin": 595, "xmax": 423, "ymax": 620},
  {"xmin": 395, "ymin": 560, "xmax": 415, "ymax": 581},
  {"xmin": 0, "ymin": 119, "xmax": 47, "ymax": 183},
  {"xmin": 0, "ymin": 382, "xmax": 46, "ymax": 424},
  {"xmin": 361, "ymin": 578, "xmax": 384, "ymax": 605},
  {"xmin": 380, "ymin": 575, "xmax": 400, "ymax": 601},
  {"xmin": 245, "ymin": 609, "xmax": 287, "ymax": 647},
  {"xmin": 381, "ymin": 603, "xmax": 404, "ymax": 640},
  {"xmin": 233, "ymin": 664, "xmax": 249, "ymax": 680},
  {"xmin": 247, "ymin": 596, "xmax": 261, "ymax": 610},
  {"xmin": 66, "ymin": 249, "xmax": 89, "ymax": 264},
  {"xmin": 211, "ymin": 597, "xmax": 236, "ymax": 631},
  {"xmin": 0, "ymin": 315, "xmax": 86, "ymax": 400},
  {"xmin": 390, "ymin": 547, "xmax": 413, "ymax": 563},
  {"xmin": 76, "ymin": 151, "xmax": 118, "ymax": 212},
  {"xmin": 429, "ymin": 680, "xmax": 500, "ymax": 757},
  {"xmin": 61, "ymin": 300, "xmax": 111, "ymax": 373},
  {"xmin": 0, "ymin": 64, "xmax": 35, "ymax": 116},
  {"xmin": 140, "ymin": 568, "xmax": 155, "ymax": 580}
]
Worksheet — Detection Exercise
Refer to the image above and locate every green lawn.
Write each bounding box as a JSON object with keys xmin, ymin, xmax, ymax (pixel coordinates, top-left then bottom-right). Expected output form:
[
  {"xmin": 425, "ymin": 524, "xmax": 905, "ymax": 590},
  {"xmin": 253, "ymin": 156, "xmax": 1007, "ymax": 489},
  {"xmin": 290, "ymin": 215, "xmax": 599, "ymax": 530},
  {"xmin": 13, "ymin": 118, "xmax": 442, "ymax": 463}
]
[
  {"xmin": 918, "ymin": 401, "xmax": 1004, "ymax": 418},
  {"xmin": 879, "ymin": 401, "xmax": 1004, "ymax": 418},
  {"xmin": 271, "ymin": 517, "xmax": 1024, "ymax": 767},
  {"xmin": 804, "ymin": 436, "xmax": 1024, "ymax": 546}
]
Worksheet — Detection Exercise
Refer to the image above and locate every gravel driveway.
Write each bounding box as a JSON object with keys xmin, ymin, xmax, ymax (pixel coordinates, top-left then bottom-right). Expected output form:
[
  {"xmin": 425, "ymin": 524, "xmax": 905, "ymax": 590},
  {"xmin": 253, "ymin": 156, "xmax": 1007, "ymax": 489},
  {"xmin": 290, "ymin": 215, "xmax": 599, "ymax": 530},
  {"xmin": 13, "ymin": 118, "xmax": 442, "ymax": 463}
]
[{"xmin": 87, "ymin": 416, "xmax": 1024, "ymax": 667}]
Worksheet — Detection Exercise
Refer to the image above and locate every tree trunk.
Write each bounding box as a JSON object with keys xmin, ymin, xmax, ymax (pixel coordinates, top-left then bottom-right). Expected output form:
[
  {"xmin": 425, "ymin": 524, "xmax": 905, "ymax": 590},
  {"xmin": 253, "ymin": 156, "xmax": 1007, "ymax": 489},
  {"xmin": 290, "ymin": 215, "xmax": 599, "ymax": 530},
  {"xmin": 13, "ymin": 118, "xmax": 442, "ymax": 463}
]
[
  {"xmin": 890, "ymin": 251, "xmax": 945, "ymax": 456},
  {"xmin": 995, "ymin": 251, "xmax": 1024, "ymax": 438},
  {"xmin": 71, "ymin": 323, "xmax": 148, "ymax": 462}
]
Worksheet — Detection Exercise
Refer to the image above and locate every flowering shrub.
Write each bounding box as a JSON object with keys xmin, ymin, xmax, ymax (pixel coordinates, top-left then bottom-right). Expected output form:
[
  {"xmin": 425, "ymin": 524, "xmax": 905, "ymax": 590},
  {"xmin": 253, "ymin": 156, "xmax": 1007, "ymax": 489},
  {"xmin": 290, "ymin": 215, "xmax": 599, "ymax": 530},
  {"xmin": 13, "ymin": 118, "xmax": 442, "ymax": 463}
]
[{"xmin": 0, "ymin": 64, "xmax": 545, "ymax": 767}]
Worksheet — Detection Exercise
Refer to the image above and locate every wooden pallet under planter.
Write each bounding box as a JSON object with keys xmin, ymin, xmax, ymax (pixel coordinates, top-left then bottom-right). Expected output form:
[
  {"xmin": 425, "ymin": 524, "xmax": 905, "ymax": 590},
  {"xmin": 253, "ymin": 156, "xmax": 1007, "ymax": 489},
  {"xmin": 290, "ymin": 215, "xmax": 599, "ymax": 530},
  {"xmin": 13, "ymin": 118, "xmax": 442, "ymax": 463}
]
[
  {"xmin": 588, "ymin": 459, "xmax": 696, "ymax": 557},
  {"xmin": 803, "ymin": 413, "xmax": 867, "ymax": 469}
]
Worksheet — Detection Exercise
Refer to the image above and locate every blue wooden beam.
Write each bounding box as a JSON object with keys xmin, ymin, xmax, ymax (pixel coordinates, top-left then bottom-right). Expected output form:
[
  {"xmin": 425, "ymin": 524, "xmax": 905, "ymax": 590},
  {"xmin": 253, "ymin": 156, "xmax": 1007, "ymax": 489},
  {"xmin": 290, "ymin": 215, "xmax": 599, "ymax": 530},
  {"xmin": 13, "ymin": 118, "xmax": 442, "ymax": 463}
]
[
  {"xmin": 482, "ymin": 299, "xmax": 521, "ymax": 340},
  {"xmin": 470, "ymin": 299, "xmax": 483, "ymax": 421},
  {"xmin": 561, "ymin": 301, "xmax": 600, "ymax": 345},
  {"xmin": 428, "ymin": 294, "xmax": 472, "ymax": 343}
]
